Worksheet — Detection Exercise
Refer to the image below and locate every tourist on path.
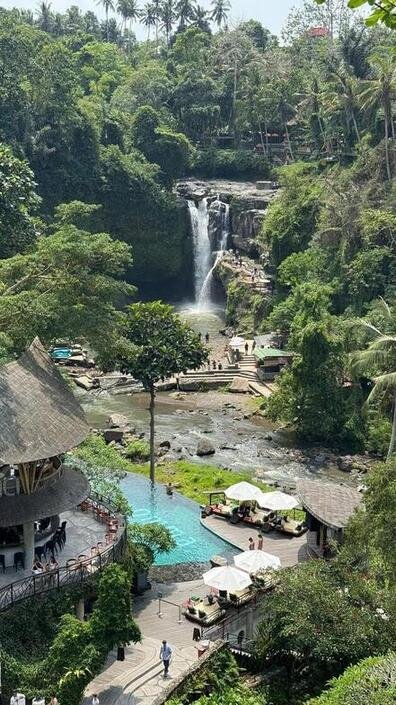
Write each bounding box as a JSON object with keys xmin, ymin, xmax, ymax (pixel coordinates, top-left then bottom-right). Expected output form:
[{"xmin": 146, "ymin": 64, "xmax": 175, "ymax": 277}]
[
  {"xmin": 257, "ymin": 534, "xmax": 263, "ymax": 550},
  {"xmin": 248, "ymin": 537, "xmax": 255, "ymax": 550},
  {"xmin": 92, "ymin": 695, "xmax": 100, "ymax": 705},
  {"xmin": 160, "ymin": 639, "xmax": 173, "ymax": 677},
  {"xmin": 205, "ymin": 333, "xmax": 209, "ymax": 343},
  {"xmin": 244, "ymin": 342, "xmax": 249, "ymax": 354}
]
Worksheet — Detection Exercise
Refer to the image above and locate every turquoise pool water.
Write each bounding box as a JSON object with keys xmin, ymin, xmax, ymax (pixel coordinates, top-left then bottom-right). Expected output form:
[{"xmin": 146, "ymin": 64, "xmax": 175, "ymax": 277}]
[
  {"xmin": 50, "ymin": 347, "xmax": 72, "ymax": 359},
  {"xmin": 121, "ymin": 474, "xmax": 238, "ymax": 566}
]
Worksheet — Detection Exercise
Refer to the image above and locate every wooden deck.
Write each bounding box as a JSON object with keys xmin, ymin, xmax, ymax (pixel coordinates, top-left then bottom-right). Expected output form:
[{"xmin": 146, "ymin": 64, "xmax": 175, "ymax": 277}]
[{"xmin": 202, "ymin": 514, "xmax": 311, "ymax": 567}]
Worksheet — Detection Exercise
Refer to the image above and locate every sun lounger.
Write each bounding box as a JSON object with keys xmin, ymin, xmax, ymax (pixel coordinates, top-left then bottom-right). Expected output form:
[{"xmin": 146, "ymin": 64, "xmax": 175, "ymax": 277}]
[
  {"xmin": 184, "ymin": 601, "xmax": 225, "ymax": 625},
  {"xmin": 229, "ymin": 588, "xmax": 253, "ymax": 607},
  {"xmin": 277, "ymin": 516, "xmax": 307, "ymax": 537},
  {"xmin": 211, "ymin": 504, "xmax": 233, "ymax": 519}
]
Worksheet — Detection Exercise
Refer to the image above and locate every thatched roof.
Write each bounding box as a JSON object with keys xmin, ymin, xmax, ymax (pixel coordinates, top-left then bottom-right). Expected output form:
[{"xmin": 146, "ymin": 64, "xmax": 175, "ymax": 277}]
[
  {"xmin": 0, "ymin": 338, "xmax": 90, "ymax": 465},
  {"xmin": 297, "ymin": 479, "xmax": 361, "ymax": 530},
  {"xmin": 0, "ymin": 466, "xmax": 89, "ymax": 527}
]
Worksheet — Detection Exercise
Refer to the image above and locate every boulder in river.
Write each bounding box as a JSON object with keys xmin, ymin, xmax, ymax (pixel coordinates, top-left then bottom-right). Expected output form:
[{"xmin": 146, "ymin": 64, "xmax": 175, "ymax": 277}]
[
  {"xmin": 103, "ymin": 428, "xmax": 124, "ymax": 444},
  {"xmin": 108, "ymin": 413, "xmax": 129, "ymax": 428},
  {"xmin": 196, "ymin": 439, "xmax": 216, "ymax": 456}
]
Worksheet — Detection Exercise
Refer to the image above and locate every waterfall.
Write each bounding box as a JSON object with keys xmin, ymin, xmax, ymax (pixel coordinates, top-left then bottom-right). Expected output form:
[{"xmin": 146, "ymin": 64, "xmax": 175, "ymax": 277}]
[
  {"xmin": 188, "ymin": 197, "xmax": 229, "ymax": 311},
  {"xmin": 188, "ymin": 198, "xmax": 211, "ymax": 304}
]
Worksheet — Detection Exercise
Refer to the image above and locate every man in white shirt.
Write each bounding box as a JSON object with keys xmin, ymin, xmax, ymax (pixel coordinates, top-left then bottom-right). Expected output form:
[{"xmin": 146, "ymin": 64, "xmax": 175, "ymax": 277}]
[
  {"xmin": 159, "ymin": 639, "xmax": 172, "ymax": 677},
  {"xmin": 92, "ymin": 696, "xmax": 100, "ymax": 705}
]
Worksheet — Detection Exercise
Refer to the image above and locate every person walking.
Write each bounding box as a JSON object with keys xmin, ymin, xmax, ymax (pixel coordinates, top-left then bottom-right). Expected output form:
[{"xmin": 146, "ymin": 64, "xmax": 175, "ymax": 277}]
[
  {"xmin": 205, "ymin": 332, "xmax": 210, "ymax": 343},
  {"xmin": 92, "ymin": 695, "xmax": 100, "ymax": 705},
  {"xmin": 160, "ymin": 639, "xmax": 172, "ymax": 677},
  {"xmin": 244, "ymin": 341, "xmax": 249, "ymax": 354},
  {"xmin": 257, "ymin": 533, "xmax": 263, "ymax": 550},
  {"xmin": 248, "ymin": 537, "xmax": 255, "ymax": 550}
]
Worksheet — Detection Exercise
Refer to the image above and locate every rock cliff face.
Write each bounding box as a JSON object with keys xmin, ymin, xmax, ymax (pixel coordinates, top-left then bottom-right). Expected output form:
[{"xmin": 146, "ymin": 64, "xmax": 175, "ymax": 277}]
[{"xmin": 176, "ymin": 178, "xmax": 278, "ymax": 256}]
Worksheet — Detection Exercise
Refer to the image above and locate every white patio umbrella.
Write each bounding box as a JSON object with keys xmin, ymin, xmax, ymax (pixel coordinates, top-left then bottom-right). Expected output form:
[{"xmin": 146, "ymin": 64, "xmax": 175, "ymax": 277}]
[
  {"xmin": 203, "ymin": 565, "xmax": 252, "ymax": 592},
  {"xmin": 257, "ymin": 490, "xmax": 299, "ymax": 511},
  {"xmin": 225, "ymin": 481, "xmax": 263, "ymax": 502},
  {"xmin": 234, "ymin": 550, "xmax": 281, "ymax": 574}
]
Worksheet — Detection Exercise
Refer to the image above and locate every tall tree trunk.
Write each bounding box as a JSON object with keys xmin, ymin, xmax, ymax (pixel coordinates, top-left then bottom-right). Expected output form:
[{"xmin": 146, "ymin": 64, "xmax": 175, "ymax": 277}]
[
  {"xmin": 258, "ymin": 120, "xmax": 266, "ymax": 157},
  {"xmin": 352, "ymin": 114, "xmax": 360, "ymax": 143},
  {"xmin": 264, "ymin": 120, "xmax": 270, "ymax": 156},
  {"xmin": 384, "ymin": 113, "xmax": 391, "ymax": 181},
  {"xmin": 149, "ymin": 383, "xmax": 156, "ymax": 484},
  {"xmin": 386, "ymin": 393, "xmax": 396, "ymax": 462},
  {"xmin": 106, "ymin": 7, "xmax": 109, "ymax": 41},
  {"xmin": 285, "ymin": 122, "xmax": 294, "ymax": 161}
]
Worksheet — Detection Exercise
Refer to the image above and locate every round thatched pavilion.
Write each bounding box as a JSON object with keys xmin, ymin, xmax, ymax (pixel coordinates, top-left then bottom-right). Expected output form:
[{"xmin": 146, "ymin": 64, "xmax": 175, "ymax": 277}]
[{"xmin": 0, "ymin": 338, "xmax": 90, "ymax": 571}]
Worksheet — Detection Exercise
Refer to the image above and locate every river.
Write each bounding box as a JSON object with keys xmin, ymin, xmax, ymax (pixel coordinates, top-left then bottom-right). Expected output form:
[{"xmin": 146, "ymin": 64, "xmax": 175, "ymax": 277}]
[{"xmin": 81, "ymin": 308, "xmax": 352, "ymax": 488}]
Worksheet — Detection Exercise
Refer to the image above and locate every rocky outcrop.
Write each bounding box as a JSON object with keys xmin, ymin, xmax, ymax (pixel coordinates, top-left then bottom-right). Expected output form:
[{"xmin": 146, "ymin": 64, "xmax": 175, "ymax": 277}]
[{"xmin": 176, "ymin": 178, "xmax": 279, "ymax": 256}]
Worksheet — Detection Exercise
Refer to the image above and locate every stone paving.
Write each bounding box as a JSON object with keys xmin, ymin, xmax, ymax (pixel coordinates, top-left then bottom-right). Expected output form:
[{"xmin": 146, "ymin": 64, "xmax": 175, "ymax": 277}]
[
  {"xmin": 201, "ymin": 514, "xmax": 310, "ymax": 567},
  {"xmin": 82, "ymin": 636, "xmax": 197, "ymax": 705}
]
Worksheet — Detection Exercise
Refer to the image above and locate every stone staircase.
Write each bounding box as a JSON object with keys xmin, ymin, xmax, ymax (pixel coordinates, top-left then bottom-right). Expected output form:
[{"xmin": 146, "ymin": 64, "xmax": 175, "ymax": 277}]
[{"xmin": 177, "ymin": 354, "xmax": 273, "ymax": 397}]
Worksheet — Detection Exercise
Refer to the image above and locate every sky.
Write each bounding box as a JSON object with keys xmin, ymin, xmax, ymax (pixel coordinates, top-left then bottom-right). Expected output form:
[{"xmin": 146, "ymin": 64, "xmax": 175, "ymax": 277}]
[{"xmin": 0, "ymin": 0, "xmax": 305, "ymax": 37}]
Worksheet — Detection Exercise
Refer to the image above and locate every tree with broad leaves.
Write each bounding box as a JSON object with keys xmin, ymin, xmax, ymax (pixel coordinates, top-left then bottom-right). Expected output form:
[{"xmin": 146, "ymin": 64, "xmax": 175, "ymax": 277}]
[
  {"xmin": 315, "ymin": 0, "xmax": 396, "ymax": 30},
  {"xmin": 351, "ymin": 298, "xmax": 396, "ymax": 462},
  {"xmin": 102, "ymin": 302, "xmax": 208, "ymax": 483}
]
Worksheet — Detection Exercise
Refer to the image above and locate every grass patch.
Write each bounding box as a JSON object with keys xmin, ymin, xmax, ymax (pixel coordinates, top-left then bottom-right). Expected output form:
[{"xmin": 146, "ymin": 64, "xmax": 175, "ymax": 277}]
[
  {"xmin": 74, "ymin": 435, "xmax": 305, "ymax": 518},
  {"xmin": 130, "ymin": 460, "xmax": 271, "ymax": 505},
  {"xmin": 125, "ymin": 439, "xmax": 150, "ymax": 461}
]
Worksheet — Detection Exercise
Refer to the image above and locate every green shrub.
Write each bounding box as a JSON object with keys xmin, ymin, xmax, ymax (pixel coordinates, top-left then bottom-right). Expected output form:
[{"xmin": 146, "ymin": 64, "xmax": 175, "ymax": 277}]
[
  {"xmin": 194, "ymin": 149, "xmax": 270, "ymax": 179},
  {"xmin": 125, "ymin": 439, "xmax": 150, "ymax": 461}
]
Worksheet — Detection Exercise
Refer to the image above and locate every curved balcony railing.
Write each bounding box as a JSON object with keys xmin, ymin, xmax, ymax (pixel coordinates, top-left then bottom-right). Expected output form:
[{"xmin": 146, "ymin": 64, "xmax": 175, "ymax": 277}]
[{"xmin": 0, "ymin": 492, "xmax": 127, "ymax": 612}]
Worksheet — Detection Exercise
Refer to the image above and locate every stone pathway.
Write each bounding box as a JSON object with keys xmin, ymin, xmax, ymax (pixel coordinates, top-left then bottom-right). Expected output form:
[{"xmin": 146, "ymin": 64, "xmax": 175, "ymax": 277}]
[
  {"xmin": 82, "ymin": 637, "xmax": 197, "ymax": 705},
  {"xmin": 202, "ymin": 514, "xmax": 310, "ymax": 567}
]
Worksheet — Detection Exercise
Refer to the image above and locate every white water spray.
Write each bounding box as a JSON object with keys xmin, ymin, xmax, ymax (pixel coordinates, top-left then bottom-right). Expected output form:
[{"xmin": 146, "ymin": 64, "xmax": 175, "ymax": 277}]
[
  {"xmin": 197, "ymin": 202, "xmax": 230, "ymax": 309},
  {"xmin": 187, "ymin": 198, "xmax": 211, "ymax": 304},
  {"xmin": 188, "ymin": 196, "xmax": 230, "ymax": 311}
]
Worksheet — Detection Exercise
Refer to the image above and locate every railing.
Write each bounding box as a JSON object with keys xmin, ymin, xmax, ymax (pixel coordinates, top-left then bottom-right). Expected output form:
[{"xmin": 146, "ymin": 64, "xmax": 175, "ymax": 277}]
[{"xmin": 0, "ymin": 493, "xmax": 127, "ymax": 612}]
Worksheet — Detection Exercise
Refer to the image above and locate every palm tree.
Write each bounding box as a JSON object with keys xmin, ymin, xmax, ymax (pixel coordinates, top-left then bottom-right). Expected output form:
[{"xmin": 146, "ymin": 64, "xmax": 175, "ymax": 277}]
[
  {"xmin": 360, "ymin": 55, "xmax": 395, "ymax": 181},
  {"xmin": 36, "ymin": 1, "xmax": 53, "ymax": 33},
  {"xmin": 210, "ymin": 0, "xmax": 230, "ymax": 28},
  {"xmin": 96, "ymin": 0, "xmax": 115, "ymax": 41},
  {"xmin": 160, "ymin": 0, "xmax": 174, "ymax": 45},
  {"xmin": 140, "ymin": 3, "xmax": 156, "ymax": 38},
  {"xmin": 192, "ymin": 4, "xmax": 209, "ymax": 31},
  {"xmin": 324, "ymin": 70, "xmax": 361, "ymax": 151},
  {"xmin": 117, "ymin": 0, "xmax": 130, "ymax": 32},
  {"xmin": 352, "ymin": 299, "xmax": 396, "ymax": 462},
  {"xmin": 175, "ymin": 0, "xmax": 195, "ymax": 28}
]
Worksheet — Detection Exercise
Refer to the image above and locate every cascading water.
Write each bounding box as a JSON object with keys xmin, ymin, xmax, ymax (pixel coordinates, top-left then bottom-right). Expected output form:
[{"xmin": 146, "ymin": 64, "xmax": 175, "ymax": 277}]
[
  {"xmin": 188, "ymin": 197, "xmax": 229, "ymax": 311},
  {"xmin": 188, "ymin": 198, "xmax": 212, "ymax": 304}
]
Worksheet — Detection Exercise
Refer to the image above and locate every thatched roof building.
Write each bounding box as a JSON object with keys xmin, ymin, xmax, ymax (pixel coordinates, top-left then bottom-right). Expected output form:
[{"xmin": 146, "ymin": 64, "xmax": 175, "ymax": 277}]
[
  {"xmin": 0, "ymin": 338, "xmax": 90, "ymax": 465},
  {"xmin": 297, "ymin": 478, "xmax": 361, "ymax": 530}
]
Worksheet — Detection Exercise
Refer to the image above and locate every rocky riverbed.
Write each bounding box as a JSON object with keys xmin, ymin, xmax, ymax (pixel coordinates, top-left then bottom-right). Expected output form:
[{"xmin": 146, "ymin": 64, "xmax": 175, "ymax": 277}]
[{"xmin": 82, "ymin": 388, "xmax": 371, "ymax": 490}]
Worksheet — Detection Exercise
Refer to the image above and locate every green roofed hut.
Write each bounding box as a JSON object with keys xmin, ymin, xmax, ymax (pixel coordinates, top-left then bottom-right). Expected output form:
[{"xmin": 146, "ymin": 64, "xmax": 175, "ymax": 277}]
[
  {"xmin": 253, "ymin": 347, "xmax": 293, "ymax": 381},
  {"xmin": 0, "ymin": 338, "xmax": 90, "ymax": 571}
]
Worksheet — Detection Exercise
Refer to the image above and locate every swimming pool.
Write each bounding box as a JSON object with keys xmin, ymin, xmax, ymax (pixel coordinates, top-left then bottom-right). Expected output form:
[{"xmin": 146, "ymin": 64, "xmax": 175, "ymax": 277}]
[
  {"xmin": 50, "ymin": 347, "xmax": 72, "ymax": 359},
  {"xmin": 121, "ymin": 473, "xmax": 238, "ymax": 566}
]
